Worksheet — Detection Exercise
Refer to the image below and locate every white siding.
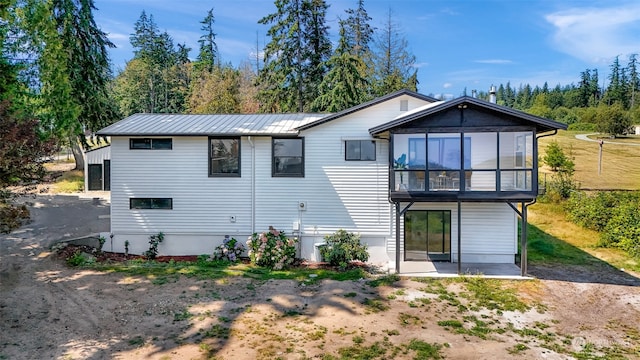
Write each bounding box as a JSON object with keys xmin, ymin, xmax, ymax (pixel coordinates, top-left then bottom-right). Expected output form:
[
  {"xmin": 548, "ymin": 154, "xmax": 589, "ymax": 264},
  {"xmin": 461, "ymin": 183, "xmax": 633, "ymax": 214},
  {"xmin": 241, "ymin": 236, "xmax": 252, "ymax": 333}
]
[
  {"xmin": 394, "ymin": 202, "xmax": 517, "ymax": 264},
  {"xmin": 109, "ymin": 95, "xmax": 430, "ymax": 259}
]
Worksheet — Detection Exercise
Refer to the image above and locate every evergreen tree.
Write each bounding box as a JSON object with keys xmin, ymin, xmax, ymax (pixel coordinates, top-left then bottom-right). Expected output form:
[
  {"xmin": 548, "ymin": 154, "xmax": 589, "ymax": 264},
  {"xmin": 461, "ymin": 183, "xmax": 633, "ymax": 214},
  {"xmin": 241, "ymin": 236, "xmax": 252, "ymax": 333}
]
[
  {"xmin": 343, "ymin": 0, "xmax": 374, "ymax": 58},
  {"xmin": 257, "ymin": 0, "xmax": 332, "ymax": 112},
  {"xmin": 604, "ymin": 56, "xmax": 627, "ymax": 108},
  {"xmin": 119, "ymin": 11, "xmax": 189, "ymax": 114},
  {"xmin": 370, "ymin": 9, "xmax": 417, "ymax": 97},
  {"xmin": 627, "ymin": 54, "xmax": 639, "ymax": 108},
  {"xmin": 302, "ymin": 0, "xmax": 332, "ymax": 106},
  {"xmin": 22, "ymin": 0, "xmax": 119, "ymax": 169},
  {"xmin": 196, "ymin": 8, "xmax": 218, "ymax": 73},
  {"xmin": 312, "ymin": 21, "xmax": 368, "ymax": 112}
]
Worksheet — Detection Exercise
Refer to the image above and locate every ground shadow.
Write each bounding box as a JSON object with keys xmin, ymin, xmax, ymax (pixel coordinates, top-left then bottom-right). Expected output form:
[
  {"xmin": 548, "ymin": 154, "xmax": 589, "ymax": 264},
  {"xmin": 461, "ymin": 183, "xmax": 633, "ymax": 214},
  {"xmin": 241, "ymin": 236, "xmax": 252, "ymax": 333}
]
[{"xmin": 526, "ymin": 223, "xmax": 640, "ymax": 286}]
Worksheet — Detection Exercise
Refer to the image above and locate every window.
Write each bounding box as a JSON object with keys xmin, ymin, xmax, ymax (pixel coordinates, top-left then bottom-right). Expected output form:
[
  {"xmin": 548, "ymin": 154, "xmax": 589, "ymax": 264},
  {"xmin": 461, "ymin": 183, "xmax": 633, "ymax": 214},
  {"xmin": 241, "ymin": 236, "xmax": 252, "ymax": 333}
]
[
  {"xmin": 345, "ymin": 140, "xmax": 376, "ymax": 161},
  {"xmin": 130, "ymin": 138, "xmax": 172, "ymax": 150},
  {"xmin": 209, "ymin": 137, "xmax": 240, "ymax": 176},
  {"xmin": 130, "ymin": 198, "xmax": 173, "ymax": 209},
  {"xmin": 273, "ymin": 138, "xmax": 304, "ymax": 177}
]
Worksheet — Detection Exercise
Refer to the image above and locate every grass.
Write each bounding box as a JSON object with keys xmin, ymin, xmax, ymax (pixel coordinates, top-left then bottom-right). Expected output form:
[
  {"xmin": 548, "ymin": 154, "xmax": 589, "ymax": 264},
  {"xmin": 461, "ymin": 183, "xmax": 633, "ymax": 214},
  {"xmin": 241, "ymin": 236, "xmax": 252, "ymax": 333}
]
[
  {"xmin": 528, "ymin": 201, "xmax": 640, "ymax": 272},
  {"xmin": 52, "ymin": 169, "xmax": 84, "ymax": 193},
  {"xmin": 87, "ymin": 259, "xmax": 370, "ymax": 283},
  {"xmin": 538, "ymin": 130, "xmax": 640, "ymax": 190}
]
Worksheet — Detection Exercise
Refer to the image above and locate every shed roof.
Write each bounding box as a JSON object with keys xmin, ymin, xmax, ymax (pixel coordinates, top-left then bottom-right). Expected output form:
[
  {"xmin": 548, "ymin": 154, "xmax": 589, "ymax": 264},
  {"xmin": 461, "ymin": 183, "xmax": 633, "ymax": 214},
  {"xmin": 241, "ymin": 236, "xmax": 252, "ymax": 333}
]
[{"xmin": 97, "ymin": 113, "xmax": 328, "ymax": 136}]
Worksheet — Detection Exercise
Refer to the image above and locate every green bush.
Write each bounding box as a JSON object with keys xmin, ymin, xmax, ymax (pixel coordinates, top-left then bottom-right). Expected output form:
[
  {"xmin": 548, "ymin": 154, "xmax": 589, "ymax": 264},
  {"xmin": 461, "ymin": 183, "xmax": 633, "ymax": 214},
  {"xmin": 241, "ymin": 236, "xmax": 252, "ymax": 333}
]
[
  {"xmin": 567, "ymin": 122, "xmax": 596, "ymax": 131},
  {"xmin": 566, "ymin": 191, "xmax": 640, "ymax": 257},
  {"xmin": 144, "ymin": 232, "xmax": 164, "ymax": 259},
  {"xmin": 601, "ymin": 201, "xmax": 640, "ymax": 257},
  {"xmin": 319, "ymin": 229, "xmax": 369, "ymax": 269}
]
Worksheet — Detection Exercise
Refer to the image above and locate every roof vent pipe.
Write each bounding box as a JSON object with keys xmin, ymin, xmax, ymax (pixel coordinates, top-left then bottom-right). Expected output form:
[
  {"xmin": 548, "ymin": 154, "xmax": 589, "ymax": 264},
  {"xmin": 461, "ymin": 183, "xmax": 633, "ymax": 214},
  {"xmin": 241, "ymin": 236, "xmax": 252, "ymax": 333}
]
[
  {"xmin": 471, "ymin": 89, "xmax": 477, "ymax": 98},
  {"xmin": 489, "ymin": 85, "xmax": 497, "ymax": 104}
]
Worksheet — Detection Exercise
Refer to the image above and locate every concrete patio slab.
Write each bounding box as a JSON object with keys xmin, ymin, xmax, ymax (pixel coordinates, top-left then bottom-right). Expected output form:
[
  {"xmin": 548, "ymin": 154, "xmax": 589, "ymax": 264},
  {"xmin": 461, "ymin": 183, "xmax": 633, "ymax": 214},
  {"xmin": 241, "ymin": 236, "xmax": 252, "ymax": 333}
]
[{"xmin": 399, "ymin": 261, "xmax": 532, "ymax": 280}]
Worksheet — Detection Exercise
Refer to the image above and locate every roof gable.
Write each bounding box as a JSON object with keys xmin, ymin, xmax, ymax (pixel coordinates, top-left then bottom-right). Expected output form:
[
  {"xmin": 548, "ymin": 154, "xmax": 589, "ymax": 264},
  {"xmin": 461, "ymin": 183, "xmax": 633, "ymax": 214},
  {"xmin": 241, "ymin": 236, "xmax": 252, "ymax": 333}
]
[
  {"xmin": 296, "ymin": 89, "xmax": 439, "ymax": 131},
  {"xmin": 369, "ymin": 96, "xmax": 568, "ymax": 135}
]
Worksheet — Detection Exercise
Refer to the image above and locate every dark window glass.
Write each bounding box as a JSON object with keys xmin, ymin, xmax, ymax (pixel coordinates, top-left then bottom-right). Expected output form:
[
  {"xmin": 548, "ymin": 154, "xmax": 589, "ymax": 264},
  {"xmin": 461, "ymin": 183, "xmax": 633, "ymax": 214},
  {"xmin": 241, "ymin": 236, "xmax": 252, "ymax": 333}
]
[
  {"xmin": 273, "ymin": 138, "xmax": 304, "ymax": 177},
  {"xmin": 129, "ymin": 138, "xmax": 172, "ymax": 150},
  {"xmin": 209, "ymin": 137, "xmax": 240, "ymax": 176},
  {"xmin": 152, "ymin": 138, "xmax": 172, "ymax": 149},
  {"xmin": 345, "ymin": 140, "xmax": 376, "ymax": 161},
  {"xmin": 130, "ymin": 198, "xmax": 173, "ymax": 209}
]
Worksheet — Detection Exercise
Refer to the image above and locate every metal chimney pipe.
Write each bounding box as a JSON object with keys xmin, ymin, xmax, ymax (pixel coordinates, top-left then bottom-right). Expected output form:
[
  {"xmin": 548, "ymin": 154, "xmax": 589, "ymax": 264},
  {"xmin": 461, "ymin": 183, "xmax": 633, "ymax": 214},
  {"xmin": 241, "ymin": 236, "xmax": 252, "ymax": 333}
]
[
  {"xmin": 471, "ymin": 89, "xmax": 477, "ymax": 98},
  {"xmin": 489, "ymin": 85, "xmax": 497, "ymax": 104}
]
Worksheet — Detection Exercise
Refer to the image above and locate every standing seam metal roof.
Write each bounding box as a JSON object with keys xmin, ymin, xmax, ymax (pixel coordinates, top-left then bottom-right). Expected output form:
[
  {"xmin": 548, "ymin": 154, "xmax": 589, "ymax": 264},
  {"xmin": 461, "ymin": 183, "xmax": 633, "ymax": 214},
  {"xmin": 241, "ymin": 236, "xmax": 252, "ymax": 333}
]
[{"xmin": 97, "ymin": 113, "xmax": 330, "ymax": 136}]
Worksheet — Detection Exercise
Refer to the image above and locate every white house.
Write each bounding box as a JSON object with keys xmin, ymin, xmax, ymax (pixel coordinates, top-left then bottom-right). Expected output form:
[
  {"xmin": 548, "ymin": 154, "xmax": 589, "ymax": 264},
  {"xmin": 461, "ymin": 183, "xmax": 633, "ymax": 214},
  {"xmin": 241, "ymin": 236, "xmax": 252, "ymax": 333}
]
[{"xmin": 97, "ymin": 90, "xmax": 566, "ymax": 275}]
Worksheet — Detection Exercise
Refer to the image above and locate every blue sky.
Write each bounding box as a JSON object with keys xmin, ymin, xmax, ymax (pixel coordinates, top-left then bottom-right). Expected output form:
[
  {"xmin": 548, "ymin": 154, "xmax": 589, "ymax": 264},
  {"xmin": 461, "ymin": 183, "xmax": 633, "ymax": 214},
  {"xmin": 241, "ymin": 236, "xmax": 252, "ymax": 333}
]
[{"xmin": 94, "ymin": 0, "xmax": 640, "ymax": 99}]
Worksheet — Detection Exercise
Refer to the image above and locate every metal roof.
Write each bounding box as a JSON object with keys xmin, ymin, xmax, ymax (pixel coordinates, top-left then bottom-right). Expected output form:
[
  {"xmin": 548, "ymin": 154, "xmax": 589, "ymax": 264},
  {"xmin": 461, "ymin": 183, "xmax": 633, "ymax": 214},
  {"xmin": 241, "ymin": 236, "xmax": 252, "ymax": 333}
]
[
  {"xmin": 369, "ymin": 96, "xmax": 568, "ymax": 135},
  {"xmin": 97, "ymin": 113, "xmax": 329, "ymax": 136}
]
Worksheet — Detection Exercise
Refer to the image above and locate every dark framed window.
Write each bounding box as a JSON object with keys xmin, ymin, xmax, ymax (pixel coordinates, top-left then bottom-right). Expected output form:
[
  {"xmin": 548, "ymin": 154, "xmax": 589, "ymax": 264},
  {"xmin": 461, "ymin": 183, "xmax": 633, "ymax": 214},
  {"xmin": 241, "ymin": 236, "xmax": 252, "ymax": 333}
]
[
  {"xmin": 272, "ymin": 138, "xmax": 304, "ymax": 177},
  {"xmin": 129, "ymin": 138, "xmax": 173, "ymax": 150},
  {"xmin": 130, "ymin": 198, "xmax": 173, "ymax": 210},
  {"xmin": 345, "ymin": 140, "xmax": 376, "ymax": 161},
  {"xmin": 209, "ymin": 137, "xmax": 240, "ymax": 176}
]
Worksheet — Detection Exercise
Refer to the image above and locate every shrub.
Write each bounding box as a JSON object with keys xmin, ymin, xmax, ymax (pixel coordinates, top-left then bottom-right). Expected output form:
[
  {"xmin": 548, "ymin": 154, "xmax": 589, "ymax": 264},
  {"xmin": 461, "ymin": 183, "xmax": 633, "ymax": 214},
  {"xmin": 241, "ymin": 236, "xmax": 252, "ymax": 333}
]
[
  {"xmin": 144, "ymin": 232, "xmax": 164, "ymax": 259},
  {"xmin": 247, "ymin": 226, "xmax": 297, "ymax": 270},
  {"xmin": 319, "ymin": 229, "xmax": 369, "ymax": 269},
  {"xmin": 214, "ymin": 236, "xmax": 245, "ymax": 262}
]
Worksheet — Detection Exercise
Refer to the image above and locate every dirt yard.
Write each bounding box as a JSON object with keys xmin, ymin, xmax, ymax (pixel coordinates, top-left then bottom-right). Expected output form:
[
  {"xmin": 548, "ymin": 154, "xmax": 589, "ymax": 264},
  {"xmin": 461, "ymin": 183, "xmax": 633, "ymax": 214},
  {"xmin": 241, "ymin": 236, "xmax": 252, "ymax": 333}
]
[{"xmin": 1, "ymin": 191, "xmax": 640, "ymax": 359}]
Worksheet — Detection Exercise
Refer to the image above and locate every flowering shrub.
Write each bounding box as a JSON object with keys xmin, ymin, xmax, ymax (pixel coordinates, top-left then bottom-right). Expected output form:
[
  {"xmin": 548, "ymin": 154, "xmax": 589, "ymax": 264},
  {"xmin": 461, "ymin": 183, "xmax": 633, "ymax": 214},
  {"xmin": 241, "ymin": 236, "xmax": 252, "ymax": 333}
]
[
  {"xmin": 214, "ymin": 236, "xmax": 245, "ymax": 262},
  {"xmin": 247, "ymin": 226, "xmax": 297, "ymax": 270}
]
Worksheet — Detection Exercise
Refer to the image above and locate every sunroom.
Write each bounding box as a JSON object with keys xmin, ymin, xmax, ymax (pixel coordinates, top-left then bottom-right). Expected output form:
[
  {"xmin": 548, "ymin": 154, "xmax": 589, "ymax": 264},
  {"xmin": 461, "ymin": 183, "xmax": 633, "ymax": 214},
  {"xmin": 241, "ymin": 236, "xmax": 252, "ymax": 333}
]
[{"xmin": 370, "ymin": 96, "xmax": 567, "ymax": 276}]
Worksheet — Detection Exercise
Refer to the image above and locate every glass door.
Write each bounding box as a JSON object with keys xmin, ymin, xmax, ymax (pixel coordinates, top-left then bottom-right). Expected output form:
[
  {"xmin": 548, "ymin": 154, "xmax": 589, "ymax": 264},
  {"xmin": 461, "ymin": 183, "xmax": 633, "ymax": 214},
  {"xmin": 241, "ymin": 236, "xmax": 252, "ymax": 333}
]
[{"xmin": 404, "ymin": 210, "xmax": 451, "ymax": 261}]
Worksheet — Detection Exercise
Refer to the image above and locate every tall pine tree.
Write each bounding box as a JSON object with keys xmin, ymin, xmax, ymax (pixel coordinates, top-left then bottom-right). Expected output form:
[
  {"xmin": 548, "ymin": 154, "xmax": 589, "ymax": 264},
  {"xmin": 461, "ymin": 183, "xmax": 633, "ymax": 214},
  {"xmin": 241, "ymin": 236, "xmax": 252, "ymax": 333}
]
[
  {"xmin": 22, "ymin": 0, "xmax": 118, "ymax": 169},
  {"xmin": 312, "ymin": 21, "xmax": 368, "ymax": 112},
  {"xmin": 369, "ymin": 9, "xmax": 417, "ymax": 97},
  {"xmin": 257, "ymin": 0, "xmax": 331, "ymax": 112}
]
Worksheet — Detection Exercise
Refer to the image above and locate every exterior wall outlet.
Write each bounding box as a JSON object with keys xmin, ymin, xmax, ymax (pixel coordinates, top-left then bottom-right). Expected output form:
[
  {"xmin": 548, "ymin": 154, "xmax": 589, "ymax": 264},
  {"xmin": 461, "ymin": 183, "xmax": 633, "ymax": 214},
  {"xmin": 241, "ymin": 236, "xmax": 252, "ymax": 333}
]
[
  {"xmin": 298, "ymin": 201, "xmax": 307, "ymax": 211},
  {"xmin": 229, "ymin": 215, "xmax": 236, "ymax": 223}
]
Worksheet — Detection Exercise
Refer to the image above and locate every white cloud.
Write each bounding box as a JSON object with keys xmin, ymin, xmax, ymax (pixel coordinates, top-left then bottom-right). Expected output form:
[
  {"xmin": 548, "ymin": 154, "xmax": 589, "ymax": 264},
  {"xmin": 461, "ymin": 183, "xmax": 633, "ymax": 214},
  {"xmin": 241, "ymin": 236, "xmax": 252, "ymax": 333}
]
[
  {"xmin": 545, "ymin": 3, "xmax": 640, "ymax": 64},
  {"xmin": 413, "ymin": 61, "xmax": 429, "ymax": 68},
  {"xmin": 443, "ymin": 82, "xmax": 453, "ymax": 89}
]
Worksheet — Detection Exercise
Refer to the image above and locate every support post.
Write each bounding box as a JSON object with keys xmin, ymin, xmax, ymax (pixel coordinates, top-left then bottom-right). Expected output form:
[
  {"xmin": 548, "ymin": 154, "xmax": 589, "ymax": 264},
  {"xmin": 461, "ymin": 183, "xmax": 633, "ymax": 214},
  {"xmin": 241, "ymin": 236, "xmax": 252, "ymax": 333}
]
[
  {"xmin": 395, "ymin": 203, "xmax": 401, "ymax": 274},
  {"xmin": 520, "ymin": 202, "xmax": 528, "ymax": 276},
  {"xmin": 457, "ymin": 201, "xmax": 462, "ymax": 275},
  {"xmin": 598, "ymin": 139, "xmax": 603, "ymax": 175}
]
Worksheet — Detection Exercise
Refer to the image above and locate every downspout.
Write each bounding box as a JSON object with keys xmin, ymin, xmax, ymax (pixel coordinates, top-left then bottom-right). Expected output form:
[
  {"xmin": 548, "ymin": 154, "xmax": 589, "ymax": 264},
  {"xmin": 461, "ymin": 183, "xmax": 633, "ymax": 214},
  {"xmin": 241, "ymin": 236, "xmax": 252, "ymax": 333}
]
[{"xmin": 248, "ymin": 136, "xmax": 256, "ymax": 234}]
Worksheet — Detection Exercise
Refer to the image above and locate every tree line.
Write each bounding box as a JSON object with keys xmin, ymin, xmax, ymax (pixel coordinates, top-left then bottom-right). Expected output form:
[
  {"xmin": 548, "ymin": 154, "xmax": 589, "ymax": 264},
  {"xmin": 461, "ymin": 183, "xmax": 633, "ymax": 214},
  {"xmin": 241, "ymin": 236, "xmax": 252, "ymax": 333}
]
[
  {"xmin": 474, "ymin": 54, "xmax": 640, "ymax": 136},
  {"xmin": 113, "ymin": 0, "xmax": 418, "ymax": 116}
]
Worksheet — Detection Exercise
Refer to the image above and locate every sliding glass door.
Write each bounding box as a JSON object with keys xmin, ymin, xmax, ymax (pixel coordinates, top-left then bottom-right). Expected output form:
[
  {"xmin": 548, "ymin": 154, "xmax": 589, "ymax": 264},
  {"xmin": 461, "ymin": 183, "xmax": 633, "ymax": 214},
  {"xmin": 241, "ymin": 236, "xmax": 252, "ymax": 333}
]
[{"xmin": 404, "ymin": 210, "xmax": 451, "ymax": 261}]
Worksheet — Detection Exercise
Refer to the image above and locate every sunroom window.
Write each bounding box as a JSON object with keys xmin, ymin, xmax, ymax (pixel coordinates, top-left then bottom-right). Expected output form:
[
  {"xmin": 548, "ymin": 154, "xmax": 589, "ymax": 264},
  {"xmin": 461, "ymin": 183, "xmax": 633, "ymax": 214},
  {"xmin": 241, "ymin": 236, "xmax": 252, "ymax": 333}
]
[{"xmin": 391, "ymin": 131, "xmax": 534, "ymax": 193}]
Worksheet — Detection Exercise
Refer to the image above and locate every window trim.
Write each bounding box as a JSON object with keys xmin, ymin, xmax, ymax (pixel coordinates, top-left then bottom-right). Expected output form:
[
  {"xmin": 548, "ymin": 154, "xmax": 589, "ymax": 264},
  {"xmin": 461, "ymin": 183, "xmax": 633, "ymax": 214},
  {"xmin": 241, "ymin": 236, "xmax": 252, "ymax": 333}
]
[
  {"xmin": 129, "ymin": 198, "xmax": 173, "ymax": 210},
  {"xmin": 272, "ymin": 137, "xmax": 305, "ymax": 177},
  {"xmin": 345, "ymin": 140, "xmax": 376, "ymax": 161},
  {"xmin": 129, "ymin": 138, "xmax": 173, "ymax": 150},
  {"xmin": 208, "ymin": 136, "xmax": 241, "ymax": 177}
]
